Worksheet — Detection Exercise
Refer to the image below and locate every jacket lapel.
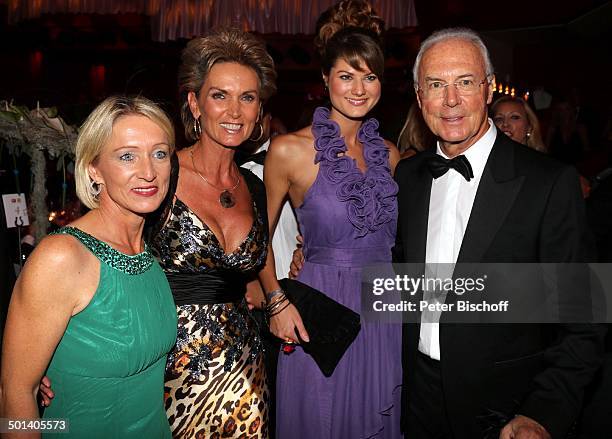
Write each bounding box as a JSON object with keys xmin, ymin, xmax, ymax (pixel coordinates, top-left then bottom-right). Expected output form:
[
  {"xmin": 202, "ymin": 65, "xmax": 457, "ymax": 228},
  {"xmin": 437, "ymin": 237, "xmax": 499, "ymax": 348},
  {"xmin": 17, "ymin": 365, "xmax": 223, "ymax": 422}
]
[{"xmin": 457, "ymin": 136, "xmax": 524, "ymax": 263}]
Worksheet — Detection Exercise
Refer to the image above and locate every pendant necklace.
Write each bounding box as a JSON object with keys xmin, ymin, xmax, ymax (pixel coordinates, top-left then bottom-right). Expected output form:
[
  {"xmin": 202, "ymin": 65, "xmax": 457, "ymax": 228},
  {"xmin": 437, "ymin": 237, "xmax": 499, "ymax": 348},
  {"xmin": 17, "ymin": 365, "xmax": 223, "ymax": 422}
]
[{"xmin": 190, "ymin": 149, "xmax": 240, "ymax": 208}]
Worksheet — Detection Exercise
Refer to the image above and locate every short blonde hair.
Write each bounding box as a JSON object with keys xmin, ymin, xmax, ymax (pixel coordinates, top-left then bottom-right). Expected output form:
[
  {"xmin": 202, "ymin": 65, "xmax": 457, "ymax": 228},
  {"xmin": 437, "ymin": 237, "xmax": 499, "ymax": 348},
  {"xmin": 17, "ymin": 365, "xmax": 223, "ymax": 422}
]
[
  {"xmin": 490, "ymin": 96, "xmax": 546, "ymax": 153},
  {"xmin": 75, "ymin": 95, "xmax": 175, "ymax": 209},
  {"xmin": 178, "ymin": 27, "xmax": 277, "ymax": 142}
]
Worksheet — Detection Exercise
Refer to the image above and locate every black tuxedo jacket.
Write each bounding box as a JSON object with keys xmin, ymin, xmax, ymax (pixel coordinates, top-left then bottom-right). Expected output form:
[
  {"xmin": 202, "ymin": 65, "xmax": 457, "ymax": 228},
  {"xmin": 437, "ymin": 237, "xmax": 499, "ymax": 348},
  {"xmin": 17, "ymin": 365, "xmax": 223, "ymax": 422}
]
[{"xmin": 393, "ymin": 133, "xmax": 605, "ymax": 438}]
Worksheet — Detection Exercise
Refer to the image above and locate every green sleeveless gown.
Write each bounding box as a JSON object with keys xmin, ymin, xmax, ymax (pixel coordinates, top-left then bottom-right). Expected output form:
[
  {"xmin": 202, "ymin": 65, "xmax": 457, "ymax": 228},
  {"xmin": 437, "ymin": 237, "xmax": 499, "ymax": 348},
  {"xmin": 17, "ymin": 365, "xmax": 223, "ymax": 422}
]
[{"xmin": 42, "ymin": 226, "xmax": 176, "ymax": 438}]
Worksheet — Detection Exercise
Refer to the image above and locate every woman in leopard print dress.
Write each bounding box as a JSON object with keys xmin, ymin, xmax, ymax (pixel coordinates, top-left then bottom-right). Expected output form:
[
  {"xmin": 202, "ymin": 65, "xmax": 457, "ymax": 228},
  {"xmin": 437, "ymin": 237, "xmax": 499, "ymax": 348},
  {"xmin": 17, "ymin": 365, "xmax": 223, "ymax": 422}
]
[{"xmin": 149, "ymin": 28, "xmax": 280, "ymax": 438}]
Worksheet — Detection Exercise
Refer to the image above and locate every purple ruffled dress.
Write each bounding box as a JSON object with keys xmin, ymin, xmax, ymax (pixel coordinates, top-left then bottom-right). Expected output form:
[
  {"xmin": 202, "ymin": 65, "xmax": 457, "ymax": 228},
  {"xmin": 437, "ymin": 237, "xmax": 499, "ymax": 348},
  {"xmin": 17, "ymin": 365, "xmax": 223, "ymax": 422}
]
[{"xmin": 276, "ymin": 107, "xmax": 402, "ymax": 438}]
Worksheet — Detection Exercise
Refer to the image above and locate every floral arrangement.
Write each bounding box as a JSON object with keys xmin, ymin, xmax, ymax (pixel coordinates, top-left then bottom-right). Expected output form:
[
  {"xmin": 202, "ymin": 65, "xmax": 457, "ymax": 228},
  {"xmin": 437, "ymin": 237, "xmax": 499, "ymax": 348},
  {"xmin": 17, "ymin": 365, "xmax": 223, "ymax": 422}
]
[{"xmin": 0, "ymin": 101, "xmax": 77, "ymax": 241}]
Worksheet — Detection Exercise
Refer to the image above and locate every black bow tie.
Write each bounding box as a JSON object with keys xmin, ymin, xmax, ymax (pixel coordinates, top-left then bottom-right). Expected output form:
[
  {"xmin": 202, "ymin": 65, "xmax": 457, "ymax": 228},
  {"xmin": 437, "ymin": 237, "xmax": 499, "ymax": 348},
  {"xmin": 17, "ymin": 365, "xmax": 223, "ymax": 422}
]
[
  {"xmin": 426, "ymin": 154, "xmax": 474, "ymax": 181},
  {"xmin": 248, "ymin": 150, "xmax": 267, "ymax": 166},
  {"xmin": 235, "ymin": 150, "xmax": 267, "ymax": 167}
]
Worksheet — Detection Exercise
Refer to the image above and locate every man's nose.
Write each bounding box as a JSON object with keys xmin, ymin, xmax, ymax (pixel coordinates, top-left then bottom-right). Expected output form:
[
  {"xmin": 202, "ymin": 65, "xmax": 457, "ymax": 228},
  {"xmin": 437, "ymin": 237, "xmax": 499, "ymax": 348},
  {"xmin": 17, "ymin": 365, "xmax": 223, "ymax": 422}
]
[{"xmin": 443, "ymin": 84, "xmax": 460, "ymax": 107}]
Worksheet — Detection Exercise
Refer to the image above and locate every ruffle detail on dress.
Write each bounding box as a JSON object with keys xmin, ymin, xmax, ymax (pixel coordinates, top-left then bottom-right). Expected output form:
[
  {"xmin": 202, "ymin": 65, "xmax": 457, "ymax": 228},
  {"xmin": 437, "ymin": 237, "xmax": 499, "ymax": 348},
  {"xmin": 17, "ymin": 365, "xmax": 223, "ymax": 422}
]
[{"xmin": 311, "ymin": 107, "xmax": 398, "ymax": 237}]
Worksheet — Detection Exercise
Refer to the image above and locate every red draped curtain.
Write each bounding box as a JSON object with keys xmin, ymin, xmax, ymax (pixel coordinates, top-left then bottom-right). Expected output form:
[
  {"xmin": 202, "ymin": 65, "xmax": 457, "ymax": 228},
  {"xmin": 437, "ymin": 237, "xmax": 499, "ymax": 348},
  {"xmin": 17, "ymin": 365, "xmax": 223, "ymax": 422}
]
[{"xmin": 7, "ymin": 0, "xmax": 417, "ymax": 41}]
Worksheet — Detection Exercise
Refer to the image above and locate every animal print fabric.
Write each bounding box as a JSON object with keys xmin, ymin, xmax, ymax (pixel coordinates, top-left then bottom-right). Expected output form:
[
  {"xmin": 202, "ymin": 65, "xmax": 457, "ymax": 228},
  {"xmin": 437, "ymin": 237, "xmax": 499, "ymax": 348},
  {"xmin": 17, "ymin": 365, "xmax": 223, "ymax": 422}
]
[
  {"xmin": 165, "ymin": 303, "xmax": 269, "ymax": 438},
  {"xmin": 152, "ymin": 198, "xmax": 269, "ymax": 438}
]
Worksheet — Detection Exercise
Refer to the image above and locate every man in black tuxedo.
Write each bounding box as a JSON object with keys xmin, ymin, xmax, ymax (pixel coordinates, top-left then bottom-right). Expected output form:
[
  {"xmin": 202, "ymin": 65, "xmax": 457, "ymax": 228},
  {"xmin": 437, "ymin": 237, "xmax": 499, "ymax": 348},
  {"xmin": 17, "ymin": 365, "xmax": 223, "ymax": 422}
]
[{"xmin": 393, "ymin": 28, "xmax": 605, "ymax": 438}]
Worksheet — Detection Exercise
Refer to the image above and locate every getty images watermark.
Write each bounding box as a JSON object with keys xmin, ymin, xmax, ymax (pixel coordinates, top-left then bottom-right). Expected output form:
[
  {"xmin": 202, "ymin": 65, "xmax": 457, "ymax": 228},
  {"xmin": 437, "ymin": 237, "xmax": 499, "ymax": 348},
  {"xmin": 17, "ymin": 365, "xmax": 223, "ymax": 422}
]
[
  {"xmin": 371, "ymin": 273, "xmax": 509, "ymax": 313},
  {"xmin": 361, "ymin": 263, "xmax": 612, "ymax": 324}
]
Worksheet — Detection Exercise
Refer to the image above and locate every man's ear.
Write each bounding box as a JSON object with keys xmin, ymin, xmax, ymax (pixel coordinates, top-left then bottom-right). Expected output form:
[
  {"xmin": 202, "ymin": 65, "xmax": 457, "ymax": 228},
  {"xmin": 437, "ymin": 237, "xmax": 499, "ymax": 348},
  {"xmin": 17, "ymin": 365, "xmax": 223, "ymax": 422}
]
[
  {"xmin": 187, "ymin": 91, "xmax": 200, "ymax": 119},
  {"xmin": 486, "ymin": 75, "xmax": 496, "ymax": 105},
  {"xmin": 415, "ymin": 85, "xmax": 423, "ymax": 109}
]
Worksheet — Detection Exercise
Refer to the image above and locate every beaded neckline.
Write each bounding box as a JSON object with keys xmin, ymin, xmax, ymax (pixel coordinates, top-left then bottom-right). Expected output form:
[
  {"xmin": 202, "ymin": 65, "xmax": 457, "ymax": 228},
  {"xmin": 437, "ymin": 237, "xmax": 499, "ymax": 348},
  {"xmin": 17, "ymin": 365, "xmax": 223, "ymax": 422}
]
[{"xmin": 53, "ymin": 226, "xmax": 154, "ymax": 275}]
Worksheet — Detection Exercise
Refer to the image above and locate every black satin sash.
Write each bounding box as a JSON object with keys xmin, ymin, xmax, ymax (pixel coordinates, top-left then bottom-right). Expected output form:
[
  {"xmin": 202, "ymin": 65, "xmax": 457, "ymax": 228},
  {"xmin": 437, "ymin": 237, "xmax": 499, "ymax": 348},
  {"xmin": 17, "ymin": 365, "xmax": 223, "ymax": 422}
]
[{"xmin": 165, "ymin": 270, "xmax": 247, "ymax": 306}]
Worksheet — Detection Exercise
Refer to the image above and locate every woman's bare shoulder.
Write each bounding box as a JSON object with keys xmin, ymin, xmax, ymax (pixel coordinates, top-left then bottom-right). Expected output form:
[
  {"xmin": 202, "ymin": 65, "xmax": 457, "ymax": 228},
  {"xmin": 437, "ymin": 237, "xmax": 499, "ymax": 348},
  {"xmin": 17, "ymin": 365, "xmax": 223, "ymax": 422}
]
[
  {"xmin": 384, "ymin": 139, "xmax": 400, "ymax": 157},
  {"xmin": 383, "ymin": 138, "xmax": 401, "ymax": 173},
  {"xmin": 15, "ymin": 232, "xmax": 96, "ymax": 305},
  {"xmin": 269, "ymin": 127, "xmax": 314, "ymax": 159},
  {"xmin": 32, "ymin": 233, "xmax": 91, "ymax": 268}
]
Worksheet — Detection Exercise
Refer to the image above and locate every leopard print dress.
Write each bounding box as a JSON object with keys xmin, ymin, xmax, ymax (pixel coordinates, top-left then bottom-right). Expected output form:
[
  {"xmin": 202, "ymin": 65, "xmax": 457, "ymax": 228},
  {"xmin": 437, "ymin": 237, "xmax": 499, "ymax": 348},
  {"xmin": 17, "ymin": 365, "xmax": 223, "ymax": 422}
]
[{"xmin": 151, "ymin": 197, "xmax": 269, "ymax": 439}]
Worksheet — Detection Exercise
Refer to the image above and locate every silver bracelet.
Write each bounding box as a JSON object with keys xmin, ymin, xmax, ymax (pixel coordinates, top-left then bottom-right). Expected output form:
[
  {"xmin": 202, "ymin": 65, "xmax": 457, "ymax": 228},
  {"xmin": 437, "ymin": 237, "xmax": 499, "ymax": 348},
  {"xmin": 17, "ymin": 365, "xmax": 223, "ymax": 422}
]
[{"xmin": 266, "ymin": 288, "xmax": 284, "ymax": 302}]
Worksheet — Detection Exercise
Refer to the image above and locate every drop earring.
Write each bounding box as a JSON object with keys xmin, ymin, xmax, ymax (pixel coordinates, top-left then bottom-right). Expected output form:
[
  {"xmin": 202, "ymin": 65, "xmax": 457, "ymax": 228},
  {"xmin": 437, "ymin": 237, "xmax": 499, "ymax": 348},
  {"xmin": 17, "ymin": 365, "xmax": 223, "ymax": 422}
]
[{"xmin": 193, "ymin": 117, "xmax": 202, "ymax": 139}]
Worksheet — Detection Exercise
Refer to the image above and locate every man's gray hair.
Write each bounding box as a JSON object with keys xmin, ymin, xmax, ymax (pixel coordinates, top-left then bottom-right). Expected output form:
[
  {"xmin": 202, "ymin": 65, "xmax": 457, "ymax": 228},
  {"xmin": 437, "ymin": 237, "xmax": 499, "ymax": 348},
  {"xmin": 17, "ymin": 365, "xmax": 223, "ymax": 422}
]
[{"xmin": 412, "ymin": 27, "xmax": 494, "ymax": 84}]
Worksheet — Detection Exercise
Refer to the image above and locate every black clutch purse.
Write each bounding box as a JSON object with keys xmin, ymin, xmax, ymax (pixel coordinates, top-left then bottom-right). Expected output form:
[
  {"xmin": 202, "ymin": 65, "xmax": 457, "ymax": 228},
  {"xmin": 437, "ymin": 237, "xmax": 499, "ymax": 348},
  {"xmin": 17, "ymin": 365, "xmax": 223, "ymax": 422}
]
[{"xmin": 278, "ymin": 278, "xmax": 361, "ymax": 377}]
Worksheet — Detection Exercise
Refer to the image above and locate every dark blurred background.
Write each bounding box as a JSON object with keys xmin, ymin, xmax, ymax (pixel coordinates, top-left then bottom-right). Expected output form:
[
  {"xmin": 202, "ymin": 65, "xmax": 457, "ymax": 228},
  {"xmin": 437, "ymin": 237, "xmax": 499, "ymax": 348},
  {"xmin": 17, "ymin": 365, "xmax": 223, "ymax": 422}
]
[
  {"xmin": 1, "ymin": 0, "xmax": 611, "ymax": 330},
  {"xmin": 0, "ymin": 0, "xmax": 610, "ymax": 144}
]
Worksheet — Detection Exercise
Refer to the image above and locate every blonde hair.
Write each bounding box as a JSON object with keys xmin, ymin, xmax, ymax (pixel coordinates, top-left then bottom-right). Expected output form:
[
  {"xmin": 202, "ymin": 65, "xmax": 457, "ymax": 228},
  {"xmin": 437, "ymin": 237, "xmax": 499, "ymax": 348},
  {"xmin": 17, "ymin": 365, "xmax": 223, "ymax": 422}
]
[
  {"xmin": 178, "ymin": 28, "xmax": 277, "ymax": 142},
  {"xmin": 397, "ymin": 101, "xmax": 435, "ymax": 154},
  {"xmin": 75, "ymin": 95, "xmax": 175, "ymax": 209},
  {"xmin": 491, "ymin": 96, "xmax": 546, "ymax": 153}
]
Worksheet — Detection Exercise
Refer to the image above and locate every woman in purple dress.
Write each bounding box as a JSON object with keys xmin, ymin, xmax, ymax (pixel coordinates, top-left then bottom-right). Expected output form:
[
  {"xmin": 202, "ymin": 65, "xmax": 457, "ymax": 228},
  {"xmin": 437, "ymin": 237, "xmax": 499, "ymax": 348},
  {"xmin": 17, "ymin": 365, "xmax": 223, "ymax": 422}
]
[{"xmin": 257, "ymin": 2, "xmax": 402, "ymax": 437}]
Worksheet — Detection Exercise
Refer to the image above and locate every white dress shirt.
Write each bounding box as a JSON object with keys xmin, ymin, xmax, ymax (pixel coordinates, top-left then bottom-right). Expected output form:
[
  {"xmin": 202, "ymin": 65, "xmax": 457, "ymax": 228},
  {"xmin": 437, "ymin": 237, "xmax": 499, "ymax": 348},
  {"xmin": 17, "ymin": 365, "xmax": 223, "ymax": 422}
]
[
  {"xmin": 240, "ymin": 140, "xmax": 300, "ymax": 279},
  {"xmin": 419, "ymin": 120, "xmax": 497, "ymax": 360}
]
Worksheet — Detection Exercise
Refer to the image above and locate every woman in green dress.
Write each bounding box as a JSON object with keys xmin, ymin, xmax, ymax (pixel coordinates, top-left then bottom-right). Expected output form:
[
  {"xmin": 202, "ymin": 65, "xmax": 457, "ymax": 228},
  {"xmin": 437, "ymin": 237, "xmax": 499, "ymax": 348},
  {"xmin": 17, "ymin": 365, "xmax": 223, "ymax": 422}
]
[{"xmin": 0, "ymin": 95, "xmax": 177, "ymax": 438}]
